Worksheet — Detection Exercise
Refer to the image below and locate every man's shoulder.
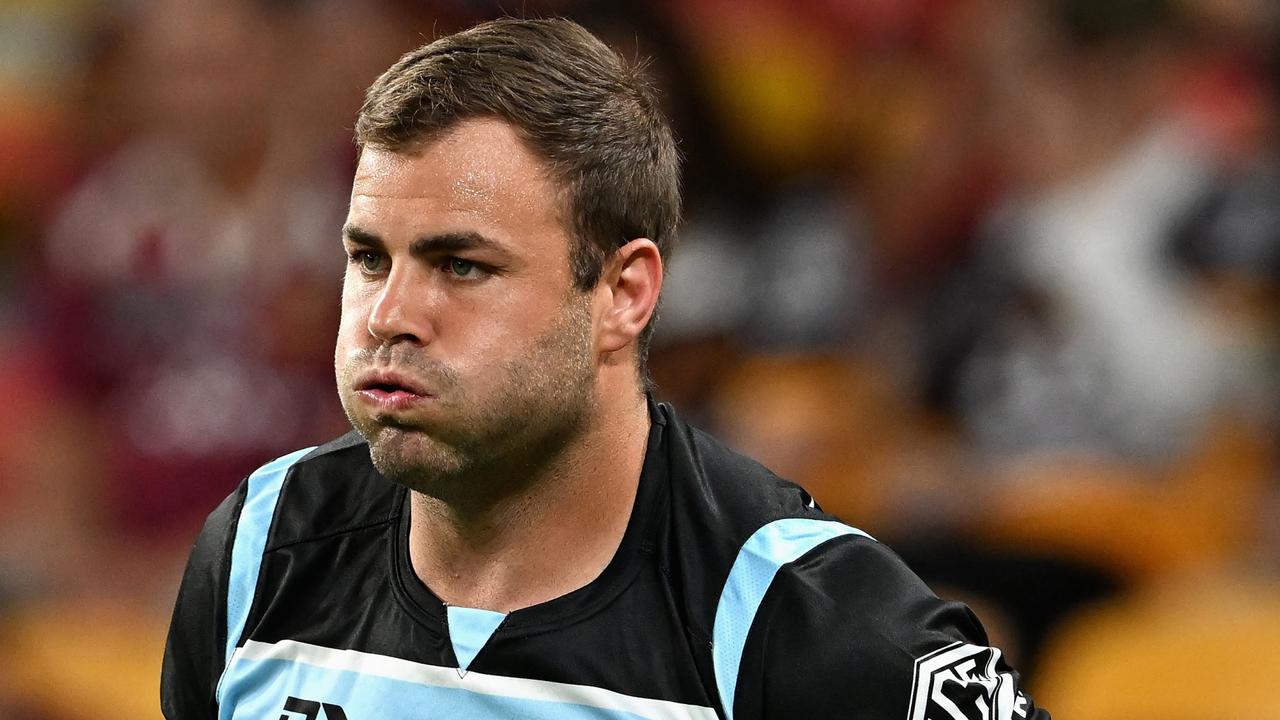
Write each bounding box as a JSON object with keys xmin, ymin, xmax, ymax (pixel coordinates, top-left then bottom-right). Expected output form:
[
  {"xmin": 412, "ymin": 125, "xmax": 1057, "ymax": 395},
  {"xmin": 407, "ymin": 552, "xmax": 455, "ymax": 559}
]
[
  {"xmin": 656, "ymin": 401, "xmax": 850, "ymax": 541},
  {"xmin": 654, "ymin": 405, "xmax": 1050, "ymax": 718},
  {"xmin": 654, "ymin": 402, "xmax": 877, "ymax": 618},
  {"xmin": 244, "ymin": 430, "xmax": 377, "ymax": 493},
  {"xmin": 231, "ymin": 431, "xmax": 401, "ymax": 550}
]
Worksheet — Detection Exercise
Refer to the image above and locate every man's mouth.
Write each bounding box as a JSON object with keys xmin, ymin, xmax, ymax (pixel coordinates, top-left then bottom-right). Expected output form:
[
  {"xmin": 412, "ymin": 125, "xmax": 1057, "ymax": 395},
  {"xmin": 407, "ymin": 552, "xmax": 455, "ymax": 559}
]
[
  {"xmin": 354, "ymin": 369, "xmax": 430, "ymax": 396},
  {"xmin": 353, "ymin": 369, "xmax": 433, "ymax": 412}
]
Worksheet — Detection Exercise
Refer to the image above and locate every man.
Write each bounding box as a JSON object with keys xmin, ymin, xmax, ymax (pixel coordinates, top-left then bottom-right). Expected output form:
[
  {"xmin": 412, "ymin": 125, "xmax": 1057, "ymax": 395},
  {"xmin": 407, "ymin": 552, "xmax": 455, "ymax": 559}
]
[{"xmin": 162, "ymin": 17, "xmax": 1049, "ymax": 719}]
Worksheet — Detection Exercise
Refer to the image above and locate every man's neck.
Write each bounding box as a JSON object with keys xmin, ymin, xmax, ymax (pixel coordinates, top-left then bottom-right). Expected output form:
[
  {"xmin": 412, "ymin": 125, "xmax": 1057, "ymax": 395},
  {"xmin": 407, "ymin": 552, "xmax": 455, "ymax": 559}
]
[{"xmin": 406, "ymin": 391, "xmax": 650, "ymax": 612}]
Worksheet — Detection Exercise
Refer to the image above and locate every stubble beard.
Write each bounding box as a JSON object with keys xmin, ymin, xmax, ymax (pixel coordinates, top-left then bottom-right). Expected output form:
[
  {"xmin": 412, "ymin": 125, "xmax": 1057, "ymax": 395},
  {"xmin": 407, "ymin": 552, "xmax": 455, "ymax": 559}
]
[{"xmin": 337, "ymin": 294, "xmax": 598, "ymax": 506}]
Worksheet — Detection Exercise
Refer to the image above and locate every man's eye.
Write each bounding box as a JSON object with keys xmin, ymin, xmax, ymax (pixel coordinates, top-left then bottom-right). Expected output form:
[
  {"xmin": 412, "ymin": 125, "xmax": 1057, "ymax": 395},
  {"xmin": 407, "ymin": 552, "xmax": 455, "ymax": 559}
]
[
  {"xmin": 350, "ymin": 251, "xmax": 386, "ymax": 274},
  {"xmin": 446, "ymin": 258, "xmax": 478, "ymax": 277}
]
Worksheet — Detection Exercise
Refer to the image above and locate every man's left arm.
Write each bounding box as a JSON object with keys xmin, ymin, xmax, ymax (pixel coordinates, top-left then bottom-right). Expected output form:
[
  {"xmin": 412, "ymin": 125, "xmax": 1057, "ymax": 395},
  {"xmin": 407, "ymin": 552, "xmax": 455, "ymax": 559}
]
[
  {"xmin": 728, "ymin": 535, "xmax": 1050, "ymax": 720},
  {"xmin": 161, "ymin": 485, "xmax": 244, "ymax": 719}
]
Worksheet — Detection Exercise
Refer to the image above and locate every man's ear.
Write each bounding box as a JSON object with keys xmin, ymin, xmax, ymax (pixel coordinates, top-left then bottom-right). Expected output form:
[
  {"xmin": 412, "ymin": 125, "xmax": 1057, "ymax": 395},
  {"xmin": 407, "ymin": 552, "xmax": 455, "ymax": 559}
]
[{"xmin": 594, "ymin": 238, "xmax": 662, "ymax": 355}]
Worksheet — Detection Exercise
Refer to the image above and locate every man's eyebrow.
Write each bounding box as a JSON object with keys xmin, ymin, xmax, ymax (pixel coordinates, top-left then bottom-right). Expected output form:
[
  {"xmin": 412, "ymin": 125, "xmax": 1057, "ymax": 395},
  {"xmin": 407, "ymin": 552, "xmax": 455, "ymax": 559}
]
[
  {"xmin": 343, "ymin": 224, "xmax": 384, "ymax": 249},
  {"xmin": 409, "ymin": 231, "xmax": 510, "ymax": 259},
  {"xmin": 343, "ymin": 225, "xmax": 515, "ymax": 262}
]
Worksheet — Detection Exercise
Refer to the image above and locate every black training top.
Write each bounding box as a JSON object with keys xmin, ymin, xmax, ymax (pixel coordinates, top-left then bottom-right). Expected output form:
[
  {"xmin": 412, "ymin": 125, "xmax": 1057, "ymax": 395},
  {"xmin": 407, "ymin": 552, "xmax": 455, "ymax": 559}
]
[{"xmin": 162, "ymin": 401, "xmax": 1049, "ymax": 719}]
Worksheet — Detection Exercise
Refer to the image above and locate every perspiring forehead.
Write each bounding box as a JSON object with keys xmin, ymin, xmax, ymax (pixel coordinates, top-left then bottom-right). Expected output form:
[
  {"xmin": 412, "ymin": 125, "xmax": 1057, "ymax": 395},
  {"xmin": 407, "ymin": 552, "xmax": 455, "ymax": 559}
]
[
  {"xmin": 343, "ymin": 117, "xmax": 589, "ymax": 319},
  {"xmin": 350, "ymin": 119, "xmax": 567, "ymax": 250}
]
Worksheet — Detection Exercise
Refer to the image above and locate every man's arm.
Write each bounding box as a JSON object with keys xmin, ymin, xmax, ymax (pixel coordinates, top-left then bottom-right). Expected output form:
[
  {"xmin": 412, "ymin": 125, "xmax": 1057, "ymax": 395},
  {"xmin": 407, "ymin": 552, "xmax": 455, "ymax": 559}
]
[
  {"xmin": 732, "ymin": 535, "xmax": 1050, "ymax": 719},
  {"xmin": 161, "ymin": 485, "xmax": 244, "ymax": 720}
]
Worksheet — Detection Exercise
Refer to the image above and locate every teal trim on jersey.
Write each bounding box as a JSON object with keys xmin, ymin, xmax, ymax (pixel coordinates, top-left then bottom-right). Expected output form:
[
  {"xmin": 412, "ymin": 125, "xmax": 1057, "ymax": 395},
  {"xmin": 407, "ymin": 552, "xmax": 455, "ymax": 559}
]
[
  {"xmin": 710, "ymin": 518, "xmax": 873, "ymax": 720},
  {"xmin": 217, "ymin": 639, "xmax": 718, "ymax": 720},
  {"xmin": 221, "ymin": 657, "xmax": 652, "ymax": 720},
  {"xmin": 220, "ymin": 448, "xmax": 315, "ymax": 677},
  {"xmin": 447, "ymin": 606, "xmax": 507, "ymax": 675}
]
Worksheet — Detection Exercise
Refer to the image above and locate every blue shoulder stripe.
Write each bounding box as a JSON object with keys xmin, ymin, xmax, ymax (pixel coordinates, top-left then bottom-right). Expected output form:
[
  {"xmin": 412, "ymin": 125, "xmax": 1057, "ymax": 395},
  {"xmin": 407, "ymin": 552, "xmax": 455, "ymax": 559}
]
[
  {"xmin": 710, "ymin": 518, "xmax": 873, "ymax": 719},
  {"xmin": 219, "ymin": 447, "xmax": 315, "ymax": 684}
]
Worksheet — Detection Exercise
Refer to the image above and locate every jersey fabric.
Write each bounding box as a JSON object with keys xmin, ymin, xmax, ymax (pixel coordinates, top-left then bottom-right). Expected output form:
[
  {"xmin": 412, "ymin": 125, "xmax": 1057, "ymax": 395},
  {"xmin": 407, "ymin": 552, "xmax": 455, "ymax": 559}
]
[{"xmin": 162, "ymin": 401, "xmax": 1049, "ymax": 719}]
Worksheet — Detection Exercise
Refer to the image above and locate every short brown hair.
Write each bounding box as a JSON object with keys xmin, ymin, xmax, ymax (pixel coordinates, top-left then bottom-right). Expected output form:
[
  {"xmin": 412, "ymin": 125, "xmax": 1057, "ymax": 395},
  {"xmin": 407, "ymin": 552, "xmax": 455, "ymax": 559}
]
[{"xmin": 355, "ymin": 17, "xmax": 681, "ymax": 374}]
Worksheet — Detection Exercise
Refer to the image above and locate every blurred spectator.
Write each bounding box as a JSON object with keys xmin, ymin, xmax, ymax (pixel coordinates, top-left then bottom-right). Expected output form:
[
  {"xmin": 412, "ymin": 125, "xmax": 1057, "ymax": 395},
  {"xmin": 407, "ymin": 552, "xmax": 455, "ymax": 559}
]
[
  {"xmin": 38, "ymin": 0, "xmax": 358, "ymax": 542},
  {"xmin": 927, "ymin": 0, "xmax": 1237, "ymax": 460}
]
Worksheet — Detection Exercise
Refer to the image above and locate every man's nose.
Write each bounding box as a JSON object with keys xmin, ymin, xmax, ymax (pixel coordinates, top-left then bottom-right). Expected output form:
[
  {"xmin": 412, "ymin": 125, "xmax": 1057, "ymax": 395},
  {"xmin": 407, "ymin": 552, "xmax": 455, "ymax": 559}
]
[{"xmin": 367, "ymin": 269, "xmax": 434, "ymax": 345}]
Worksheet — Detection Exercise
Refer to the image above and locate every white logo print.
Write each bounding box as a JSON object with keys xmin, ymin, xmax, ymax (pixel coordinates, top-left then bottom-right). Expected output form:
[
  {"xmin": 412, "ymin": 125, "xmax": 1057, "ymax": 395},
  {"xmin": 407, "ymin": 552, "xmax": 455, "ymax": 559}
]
[{"xmin": 907, "ymin": 643, "xmax": 1030, "ymax": 720}]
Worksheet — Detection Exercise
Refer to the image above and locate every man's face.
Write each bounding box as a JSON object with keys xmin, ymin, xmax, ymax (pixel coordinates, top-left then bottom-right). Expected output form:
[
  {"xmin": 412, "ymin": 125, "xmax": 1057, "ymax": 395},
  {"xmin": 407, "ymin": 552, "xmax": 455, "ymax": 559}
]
[{"xmin": 336, "ymin": 118, "xmax": 598, "ymax": 496}]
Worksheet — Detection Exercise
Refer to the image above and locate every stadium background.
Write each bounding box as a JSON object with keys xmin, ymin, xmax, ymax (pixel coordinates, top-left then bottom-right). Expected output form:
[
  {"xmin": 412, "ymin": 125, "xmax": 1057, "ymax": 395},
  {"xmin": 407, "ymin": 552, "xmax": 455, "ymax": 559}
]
[{"xmin": 1, "ymin": 0, "xmax": 1279, "ymax": 716}]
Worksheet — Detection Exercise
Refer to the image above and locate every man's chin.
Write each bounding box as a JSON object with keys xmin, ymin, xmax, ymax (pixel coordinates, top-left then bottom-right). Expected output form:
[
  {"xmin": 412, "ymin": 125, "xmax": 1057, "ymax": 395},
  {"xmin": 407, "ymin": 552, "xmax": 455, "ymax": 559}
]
[{"xmin": 362, "ymin": 425, "xmax": 468, "ymax": 487}]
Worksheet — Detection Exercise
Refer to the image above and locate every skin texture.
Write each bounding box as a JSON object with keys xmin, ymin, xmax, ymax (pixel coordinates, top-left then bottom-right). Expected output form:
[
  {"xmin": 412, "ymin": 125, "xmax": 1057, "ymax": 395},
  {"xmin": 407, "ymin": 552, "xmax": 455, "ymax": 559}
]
[{"xmin": 336, "ymin": 118, "xmax": 662, "ymax": 611}]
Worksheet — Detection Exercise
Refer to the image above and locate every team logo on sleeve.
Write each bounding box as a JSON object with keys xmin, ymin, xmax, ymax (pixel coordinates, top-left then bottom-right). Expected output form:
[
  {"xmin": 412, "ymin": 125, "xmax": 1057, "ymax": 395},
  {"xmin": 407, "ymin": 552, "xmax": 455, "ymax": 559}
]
[{"xmin": 907, "ymin": 643, "xmax": 1030, "ymax": 720}]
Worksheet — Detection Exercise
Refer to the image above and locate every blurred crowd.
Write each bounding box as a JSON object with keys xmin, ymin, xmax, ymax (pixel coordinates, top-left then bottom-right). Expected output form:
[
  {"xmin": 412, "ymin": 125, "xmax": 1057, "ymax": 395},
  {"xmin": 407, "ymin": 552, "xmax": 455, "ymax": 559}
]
[{"xmin": 2, "ymin": 0, "xmax": 1279, "ymax": 716}]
